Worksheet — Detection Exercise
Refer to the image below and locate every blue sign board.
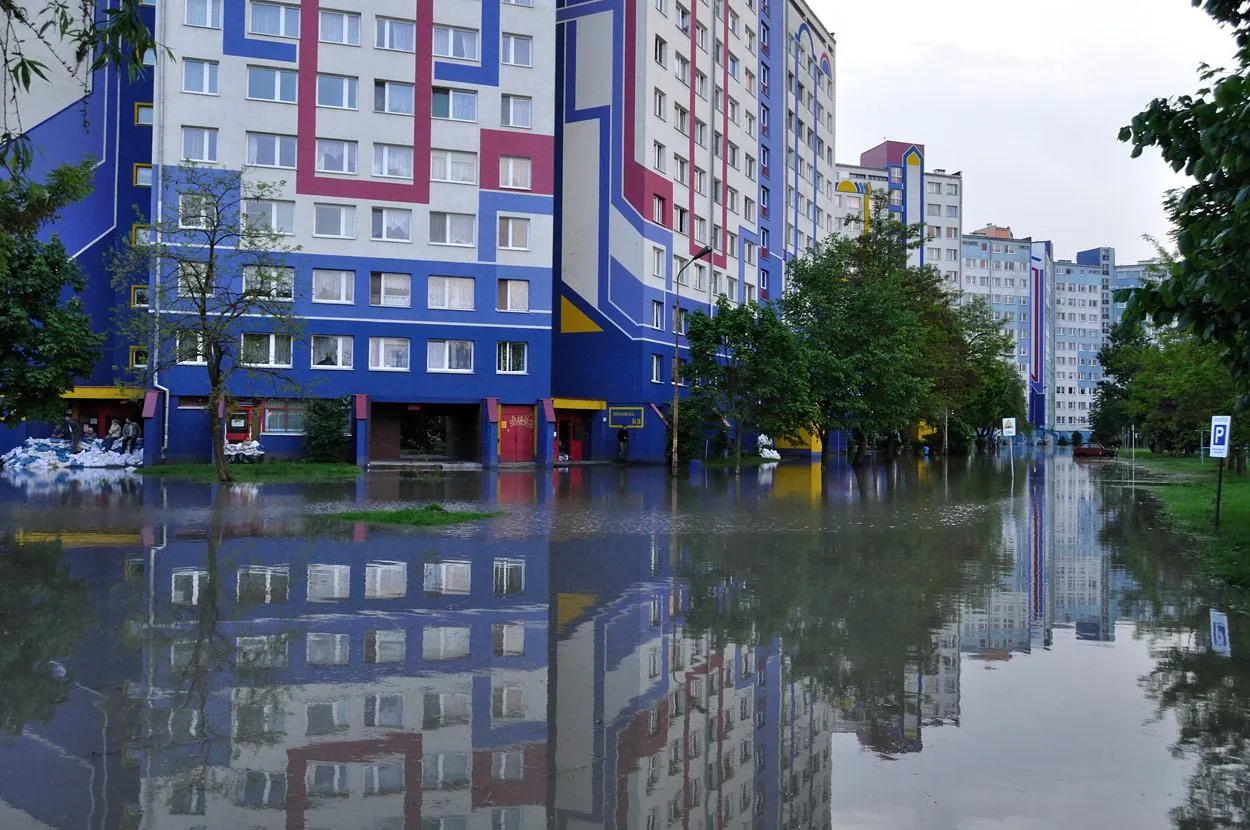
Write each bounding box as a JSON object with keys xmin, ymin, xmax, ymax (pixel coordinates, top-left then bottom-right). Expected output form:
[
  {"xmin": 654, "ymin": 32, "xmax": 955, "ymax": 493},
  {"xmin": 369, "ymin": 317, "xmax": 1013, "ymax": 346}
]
[
  {"xmin": 1211, "ymin": 415, "xmax": 1232, "ymax": 459},
  {"xmin": 1211, "ymin": 608, "xmax": 1232, "ymax": 657}
]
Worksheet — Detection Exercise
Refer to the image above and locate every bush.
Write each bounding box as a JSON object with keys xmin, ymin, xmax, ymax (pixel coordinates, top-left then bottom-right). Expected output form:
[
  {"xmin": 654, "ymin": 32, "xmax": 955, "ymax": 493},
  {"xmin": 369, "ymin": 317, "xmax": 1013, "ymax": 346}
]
[
  {"xmin": 305, "ymin": 397, "xmax": 352, "ymax": 462},
  {"xmin": 1057, "ymin": 434, "xmax": 1070, "ymax": 446},
  {"xmin": 1071, "ymin": 431, "xmax": 1084, "ymax": 447}
]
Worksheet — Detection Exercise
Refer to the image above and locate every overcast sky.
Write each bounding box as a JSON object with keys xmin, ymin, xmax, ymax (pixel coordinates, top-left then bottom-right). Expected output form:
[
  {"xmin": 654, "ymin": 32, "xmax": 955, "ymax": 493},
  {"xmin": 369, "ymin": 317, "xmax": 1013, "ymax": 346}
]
[{"xmin": 816, "ymin": 0, "xmax": 1234, "ymax": 263}]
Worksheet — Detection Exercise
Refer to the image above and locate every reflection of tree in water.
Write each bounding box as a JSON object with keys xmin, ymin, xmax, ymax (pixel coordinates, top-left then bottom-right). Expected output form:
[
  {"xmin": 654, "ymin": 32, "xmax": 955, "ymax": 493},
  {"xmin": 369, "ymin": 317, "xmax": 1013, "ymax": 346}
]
[
  {"xmin": 0, "ymin": 534, "xmax": 88, "ymax": 735},
  {"xmin": 678, "ymin": 477, "xmax": 1008, "ymax": 756},
  {"xmin": 1100, "ymin": 479, "xmax": 1250, "ymax": 829}
]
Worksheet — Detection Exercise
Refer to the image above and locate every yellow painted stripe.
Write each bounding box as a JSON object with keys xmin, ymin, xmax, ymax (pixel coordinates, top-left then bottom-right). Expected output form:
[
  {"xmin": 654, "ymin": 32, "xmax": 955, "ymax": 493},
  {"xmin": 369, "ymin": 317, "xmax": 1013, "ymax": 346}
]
[
  {"xmin": 552, "ymin": 397, "xmax": 606, "ymax": 410},
  {"xmin": 60, "ymin": 387, "xmax": 145, "ymax": 400},
  {"xmin": 560, "ymin": 296, "xmax": 604, "ymax": 333}
]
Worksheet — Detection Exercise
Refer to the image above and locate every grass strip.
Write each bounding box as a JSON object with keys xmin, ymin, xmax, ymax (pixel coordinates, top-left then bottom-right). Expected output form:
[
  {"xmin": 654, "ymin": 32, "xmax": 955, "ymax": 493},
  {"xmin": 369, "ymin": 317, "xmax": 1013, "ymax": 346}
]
[
  {"xmin": 141, "ymin": 462, "xmax": 363, "ymax": 483},
  {"xmin": 334, "ymin": 503, "xmax": 501, "ymax": 527}
]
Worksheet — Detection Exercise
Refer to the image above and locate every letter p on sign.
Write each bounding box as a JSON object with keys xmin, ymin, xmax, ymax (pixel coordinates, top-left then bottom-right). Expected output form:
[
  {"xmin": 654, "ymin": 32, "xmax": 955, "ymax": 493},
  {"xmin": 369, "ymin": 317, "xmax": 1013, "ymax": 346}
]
[{"xmin": 1211, "ymin": 415, "xmax": 1232, "ymax": 459}]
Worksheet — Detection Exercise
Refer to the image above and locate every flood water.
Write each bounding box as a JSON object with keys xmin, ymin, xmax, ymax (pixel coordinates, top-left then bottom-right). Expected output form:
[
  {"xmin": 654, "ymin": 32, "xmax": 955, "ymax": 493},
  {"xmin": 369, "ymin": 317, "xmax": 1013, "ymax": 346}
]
[{"xmin": 0, "ymin": 455, "xmax": 1245, "ymax": 829}]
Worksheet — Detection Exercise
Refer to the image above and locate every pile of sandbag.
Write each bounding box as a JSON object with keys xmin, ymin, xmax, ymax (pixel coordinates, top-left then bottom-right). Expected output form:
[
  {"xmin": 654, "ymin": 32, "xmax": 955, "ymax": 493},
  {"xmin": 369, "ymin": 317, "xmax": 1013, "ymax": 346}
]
[
  {"xmin": 0, "ymin": 437, "xmax": 143, "ymax": 470},
  {"xmin": 224, "ymin": 440, "xmax": 265, "ymax": 464}
]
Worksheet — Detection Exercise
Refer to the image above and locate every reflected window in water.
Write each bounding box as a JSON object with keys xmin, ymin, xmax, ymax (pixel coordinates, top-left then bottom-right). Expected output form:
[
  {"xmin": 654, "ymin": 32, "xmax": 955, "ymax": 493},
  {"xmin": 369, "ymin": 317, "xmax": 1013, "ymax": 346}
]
[
  {"xmin": 234, "ymin": 770, "xmax": 286, "ymax": 808},
  {"xmin": 424, "ymin": 817, "xmax": 468, "ymax": 830},
  {"xmin": 238, "ymin": 565, "xmax": 289, "ymax": 604},
  {"xmin": 169, "ymin": 708, "xmax": 203, "ymax": 741},
  {"xmin": 170, "ymin": 640, "xmax": 197, "ymax": 670},
  {"xmin": 308, "ymin": 563, "xmax": 350, "ymax": 601},
  {"xmin": 171, "ymin": 568, "xmax": 208, "ymax": 605},
  {"xmin": 307, "ymin": 632, "xmax": 350, "ymax": 666},
  {"xmin": 363, "ymin": 761, "xmax": 404, "ymax": 795},
  {"xmin": 491, "ymin": 684, "xmax": 524, "ymax": 720},
  {"xmin": 422, "ymin": 626, "xmax": 470, "ymax": 659},
  {"xmin": 491, "ymin": 750, "xmax": 524, "ymax": 782},
  {"xmin": 234, "ymin": 701, "xmax": 286, "ymax": 739},
  {"xmin": 306, "ymin": 700, "xmax": 349, "ymax": 735},
  {"xmin": 492, "ymin": 623, "xmax": 525, "ymax": 657},
  {"xmin": 366, "ymin": 629, "xmax": 406, "ymax": 663},
  {"xmin": 492, "ymin": 807, "xmax": 521, "ymax": 830},
  {"xmin": 492, "ymin": 559, "xmax": 524, "ymax": 595},
  {"xmin": 423, "ymin": 691, "xmax": 471, "ymax": 728},
  {"xmin": 421, "ymin": 752, "xmax": 470, "ymax": 790},
  {"xmin": 236, "ymin": 635, "xmax": 287, "ymax": 668},
  {"xmin": 424, "ymin": 561, "xmax": 471, "ymax": 595},
  {"xmin": 169, "ymin": 782, "xmax": 206, "ymax": 815},
  {"xmin": 307, "ymin": 762, "xmax": 348, "ymax": 797},
  {"xmin": 365, "ymin": 693, "xmax": 404, "ymax": 728},
  {"xmin": 366, "ymin": 560, "xmax": 407, "ymax": 599}
]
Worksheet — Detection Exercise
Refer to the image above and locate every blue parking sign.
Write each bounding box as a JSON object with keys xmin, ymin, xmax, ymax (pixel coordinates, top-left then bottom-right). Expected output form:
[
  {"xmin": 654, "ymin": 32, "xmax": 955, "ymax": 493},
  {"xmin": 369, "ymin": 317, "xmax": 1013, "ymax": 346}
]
[
  {"xmin": 1211, "ymin": 608, "xmax": 1232, "ymax": 657},
  {"xmin": 1211, "ymin": 415, "xmax": 1232, "ymax": 459}
]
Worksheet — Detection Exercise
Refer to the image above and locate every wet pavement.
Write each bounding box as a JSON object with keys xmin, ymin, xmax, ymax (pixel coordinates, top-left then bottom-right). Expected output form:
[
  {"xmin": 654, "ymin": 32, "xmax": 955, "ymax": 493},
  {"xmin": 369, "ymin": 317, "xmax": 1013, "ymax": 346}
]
[{"xmin": 0, "ymin": 454, "xmax": 1245, "ymax": 829}]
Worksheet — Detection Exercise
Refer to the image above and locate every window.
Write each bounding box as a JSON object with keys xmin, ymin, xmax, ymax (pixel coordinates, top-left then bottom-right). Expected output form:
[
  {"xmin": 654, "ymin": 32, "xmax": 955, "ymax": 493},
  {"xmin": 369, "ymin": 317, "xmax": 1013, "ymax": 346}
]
[
  {"xmin": 499, "ymin": 155, "xmax": 531, "ymax": 189},
  {"xmin": 654, "ymin": 88, "xmax": 666, "ymax": 118},
  {"xmin": 241, "ymin": 333, "xmax": 293, "ymax": 367},
  {"xmin": 430, "ymin": 148, "xmax": 477, "ymax": 183},
  {"xmin": 496, "ymin": 341, "xmax": 527, "ymax": 373},
  {"xmin": 263, "ymin": 399, "xmax": 305, "ymax": 434},
  {"xmin": 428, "ymin": 276, "xmax": 475, "ymax": 310},
  {"xmin": 242, "ymin": 265, "xmax": 294, "ymax": 299},
  {"xmin": 235, "ymin": 771, "xmax": 287, "ymax": 808},
  {"xmin": 319, "ymin": 9, "xmax": 359, "ymax": 44},
  {"xmin": 373, "ymin": 143, "xmax": 414, "ymax": 179},
  {"xmin": 172, "ymin": 569, "xmax": 209, "ymax": 605},
  {"xmin": 133, "ymin": 164, "xmax": 153, "ymax": 187},
  {"xmin": 371, "ymin": 207, "xmax": 412, "ymax": 242},
  {"xmin": 365, "ymin": 694, "xmax": 404, "ymax": 727},
  {"xmin": 946, "ymin": 204, "xmax": 959, "ymax": 218},
  {"xmin": 376, "ymin": 17, "xmax": 416, "ymax": 51},
  {"xmin": 176, "ymin": 333, "xmax": 205, "ymax": 364},
  {"xmin": 135, "ymin": 103, "xmax": 153, "ymax": 125},
  {"xmin": 427, "ymin": 339, "xmax": 474, "ymax": 373},
  {"xmin": 429, "ymin": 212, "xmax": 476, "ymax": 246},
  {"xmin": 316, "ymin": 74, "xmax": 357, "ymax": 109},
  {"xmin": 374, "ymin": 80, "xmax": 415, "ymax": 115},
  {"xmin": 431, "ymin": 86, "xmax": 475, "ymax": 120},
  {"xmin": 246, "ymin": 66, "xmax": 297, "ymax": 102},
  {"xmin": 369, "ymin": 337, "xmax": 410, "ymax": 371},
  {"xmin": 433, "ymin": 25, "xmax": 479, "ymax": 60},
  {"xmin": 313, "ymin": 203, "xmax": 355, "ymax": 238},
  {"xmin": 182, "ymin": 59, "xmax": 218, "ymax": 94},
  {"xmin": 652, "ymin": 195, "xmax": 665, "ymax": 224},
  {"xmin": 311, "ymin": 335, "xmax": 352, "ymax": 369},
  {"xmin": 247, "ymin": 132, "xmax": 296, "ymax": 168},
  {"xmin": 177, "ymin": 261, "xmax": 208, "ymax": 294},
  {"xmin": 181, "ymin": 126, "xmax": 218, "ymax": 162},
  {"xmin": 497, "ymin": 279, "xmax": 529, "ymax": 311},
  {"xmin": 244, "ymin": 199, "xmax": 295, "ymax": 234},
  {"xmin": 315, "ymin": 138, "xmax": 357, "ymax": 174},
  {"xmin": 370, "ymin": 272, "xmax": 411, "ymax": 307},
  {"xmin": 502, "ymin": 33, "xmax": 532, "ymax": 66},
  {"xmin": 305, "ymin": 701, "xmax": 348, "ymax": 735},
  {"xmin": 503, "ymin": 0, "xmax": 534, "ymax": 5},
  {"xmin": 250, "ymin": 2, "xmax": 299, "ymax": 38},
  {"xmin": 178, "ymin": 195, "xmax": 212, "ymax": 229},
  {"xmin": 423, "ymin": 562, "xmax": 471, "ymax": 595},
  {"xmin": 651, "ymin": 299, "xmax": 663, "ymax": 328},
  {"xmin": 652, "ymin": 141, "xmax": 665, "ymax": 172},
  {"xmin": 651, "ymin": 354, "xmax": 662, "ymax": 383},
  {"xmin": 129, "ymin": 346, "xmax": 149, "ymax": 369},
  {"xmin": 186, "ymin": 0, "xmax": 223, "ymax": 28},
  {"xmin": 497, "ymin": 216, "xmax": 530, "ymax": 250},
  {"xmin": 493, "ymin": 624, "xmax": 525, "ymax": 657},
  {"xmin": 493, "ymin": 559, "xmax": 524, "ymax": 594},
  {"xmin": 654, "ymin": 35, "xmax": 667, "ymax": 66},
  {"xmin": 130, "ymin": 284, "xmax": 149, "ymax": 308},
  {"xmin": 365, "ymin": 630, "xmax": 406, "ymax": 664},
  {"xmin": 307, "ymin": 633, "xmax": 349, "ymax": 666},
  {"xmin": 501, "ymin": 94, "xmax": 532, "ymax": 128}
]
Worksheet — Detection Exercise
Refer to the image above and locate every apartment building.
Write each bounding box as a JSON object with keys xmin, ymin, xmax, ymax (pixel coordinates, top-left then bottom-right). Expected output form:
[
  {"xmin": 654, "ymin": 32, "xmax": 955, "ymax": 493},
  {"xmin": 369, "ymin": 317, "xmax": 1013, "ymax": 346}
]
[
  {"xmin": 832, "ymin": 141, "xmax": 963, "ymax": 287},
  {"xmin": 1051, "ymin": 248, "xmax": 1108, "ymax": 435},
  {"xmin": 551, "ymin": 0, "xmax": 838, "ymax": 462}
]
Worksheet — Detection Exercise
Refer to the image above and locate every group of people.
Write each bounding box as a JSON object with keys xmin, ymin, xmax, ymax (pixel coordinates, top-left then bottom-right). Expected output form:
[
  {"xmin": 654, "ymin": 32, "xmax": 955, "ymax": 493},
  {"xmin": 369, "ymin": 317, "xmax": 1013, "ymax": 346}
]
[{"xmin": 54, "ymin": 412, "xmax": 141, "ymax": 454}]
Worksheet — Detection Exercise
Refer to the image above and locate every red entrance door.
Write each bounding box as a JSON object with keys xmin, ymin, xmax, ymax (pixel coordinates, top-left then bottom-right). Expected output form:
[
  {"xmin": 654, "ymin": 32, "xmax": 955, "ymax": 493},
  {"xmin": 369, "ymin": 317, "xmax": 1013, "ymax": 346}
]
[
  {"xmin": 499, "ymin": 405, "xmax": 536, "ymax": 462},
  {"xmin": 558, "ymin": 417, "xmax": 586, "ymax": 461}
]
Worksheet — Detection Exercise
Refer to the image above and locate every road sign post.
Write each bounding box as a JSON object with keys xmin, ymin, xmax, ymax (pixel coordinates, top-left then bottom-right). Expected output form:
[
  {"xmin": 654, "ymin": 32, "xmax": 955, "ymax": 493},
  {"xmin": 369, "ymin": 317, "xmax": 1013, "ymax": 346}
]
[
  {"xmin": 1002, "ymin": 418, "xmax": 1017, "ymax": 480},
  {"xmin": 1211, "ymin": 415, "xmax": 1232, "ymax": 532}
]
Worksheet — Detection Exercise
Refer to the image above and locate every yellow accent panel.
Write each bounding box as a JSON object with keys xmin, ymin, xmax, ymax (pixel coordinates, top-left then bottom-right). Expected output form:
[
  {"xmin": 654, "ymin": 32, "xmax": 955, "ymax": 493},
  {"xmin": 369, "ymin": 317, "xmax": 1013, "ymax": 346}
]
[
  {"xmin": 15, "ymin": 530, "xmax": 142, "ymax": 548},
  {"xmin": 770, "ymin": 463, "xmax": 822, "ymax": 504},
  {"xmin": 904, "ymin": 149, "xmax": 922, "ymax": 166},
  {"xmin": 61, "ymin": 386, "xmax": 145, "ymax": 400},
  {"xmin": 552, "ymin": 397, "xmax": 606, "ymax": 410},
  {"xmin": 836, "ymin": 180, "xmax": 859, "ymax": 193},
  {"xmin": 560, "ymin": 296, "xmax": 604, "ymax": 333},
  {"xmin": 774, "ymin": 427, "xmax": 823, "ymax": 453},
  {"xmin": 558, "ymin": 592, "xmax": 598, "ymax": 631}
]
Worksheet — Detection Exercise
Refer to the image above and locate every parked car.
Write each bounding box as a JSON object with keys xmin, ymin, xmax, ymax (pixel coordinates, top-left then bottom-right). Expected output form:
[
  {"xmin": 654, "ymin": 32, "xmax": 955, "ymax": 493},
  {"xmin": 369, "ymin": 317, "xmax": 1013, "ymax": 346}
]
[{"xmin": 1073, "ymin": 442, "xmax": 1116, "ymax": 459}]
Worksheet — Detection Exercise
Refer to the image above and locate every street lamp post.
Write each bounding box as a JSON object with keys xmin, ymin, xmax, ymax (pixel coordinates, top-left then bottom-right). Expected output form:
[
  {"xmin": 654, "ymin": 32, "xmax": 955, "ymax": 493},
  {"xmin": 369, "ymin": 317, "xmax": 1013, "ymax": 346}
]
[{"xmin": 672, "ymin": 245, "xmax": 715, "ymax": 478}]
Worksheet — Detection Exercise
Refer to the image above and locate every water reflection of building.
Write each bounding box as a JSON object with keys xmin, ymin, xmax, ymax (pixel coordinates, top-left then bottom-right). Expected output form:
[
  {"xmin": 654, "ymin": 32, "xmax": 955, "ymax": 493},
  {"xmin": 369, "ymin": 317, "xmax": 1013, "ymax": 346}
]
[
  {"xmin": 551, "ymin": 536, "xmax": 833, "ymax": 830},
  {"xmin": 130, "ymin": 527, "xmax": 549, "ymax": 829},
  {"xmin": 1051, "ymin": 461, "xmax": 1116, "ymax": 641}
]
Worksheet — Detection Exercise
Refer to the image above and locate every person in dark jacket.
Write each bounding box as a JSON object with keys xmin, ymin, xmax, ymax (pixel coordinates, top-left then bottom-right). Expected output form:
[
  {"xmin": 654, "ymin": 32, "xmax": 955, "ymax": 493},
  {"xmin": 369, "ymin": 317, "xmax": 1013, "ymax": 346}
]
[{"xmin": 121, "ymin": 418, "xmax": 141, "ymax": 454}]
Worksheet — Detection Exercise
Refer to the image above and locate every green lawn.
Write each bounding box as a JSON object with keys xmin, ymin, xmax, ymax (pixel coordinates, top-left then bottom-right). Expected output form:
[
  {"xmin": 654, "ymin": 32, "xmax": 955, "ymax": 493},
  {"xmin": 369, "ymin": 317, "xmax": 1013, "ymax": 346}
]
[
  {"xmin": 141, "ymin": 462, "xmax": 363, "ymax": 483},
  {"xmin": 333, "ymin": 504, "xmax": 501, "ymax": 527},
  {"xmin": 1124, "ymin": 450, "xmax": 1250, "ymax": 589}
]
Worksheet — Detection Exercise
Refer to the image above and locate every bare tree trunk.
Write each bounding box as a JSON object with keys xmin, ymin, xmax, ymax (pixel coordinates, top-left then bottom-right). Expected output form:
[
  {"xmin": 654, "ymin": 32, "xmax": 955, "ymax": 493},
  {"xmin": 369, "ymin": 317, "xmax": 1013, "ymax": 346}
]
[
  {"xmin": 734, "ymin": 423, "xmax": 743, "ymax": 477},
  {"xmin": 821, "ymin": 426, "xmax": 832, "ymax": 470},
  {"xmin": 208, "ymin": 385, "xmax": 232, "ymax": 484}
]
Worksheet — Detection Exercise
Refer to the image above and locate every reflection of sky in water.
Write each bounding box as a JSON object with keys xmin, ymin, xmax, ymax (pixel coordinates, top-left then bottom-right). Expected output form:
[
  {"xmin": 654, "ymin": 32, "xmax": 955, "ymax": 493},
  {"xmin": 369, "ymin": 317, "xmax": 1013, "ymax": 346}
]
[{"xmin": 0, "ymin": 456, "xmax": 1240, "ymax": 829}]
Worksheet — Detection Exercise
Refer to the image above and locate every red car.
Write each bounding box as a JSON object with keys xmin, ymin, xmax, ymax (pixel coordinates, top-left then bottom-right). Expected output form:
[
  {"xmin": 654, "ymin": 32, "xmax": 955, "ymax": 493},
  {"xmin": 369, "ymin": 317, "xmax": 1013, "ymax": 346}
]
[{"xmin": 1073, "ymin": 443, "xmax": 1116, "ymax": 459}]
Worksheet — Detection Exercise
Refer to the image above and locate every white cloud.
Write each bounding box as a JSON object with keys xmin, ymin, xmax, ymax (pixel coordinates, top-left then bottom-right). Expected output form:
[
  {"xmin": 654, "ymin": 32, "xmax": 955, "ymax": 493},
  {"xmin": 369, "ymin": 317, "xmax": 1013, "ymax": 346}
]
[{"xmin": 814, "ymin": 0, "xmax": 1234, "ymax": 261}]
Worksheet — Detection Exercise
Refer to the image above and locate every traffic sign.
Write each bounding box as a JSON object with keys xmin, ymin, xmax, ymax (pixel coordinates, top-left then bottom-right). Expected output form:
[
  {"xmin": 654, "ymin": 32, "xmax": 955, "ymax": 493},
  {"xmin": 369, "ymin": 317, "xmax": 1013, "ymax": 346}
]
[
  {"xmin": 1211, "ymin": 415, "xmax": 1232, "ymax": 459},
  {"xmin": 1002, "ymin": 417, "xmax": 1017, "ymax": 438}
]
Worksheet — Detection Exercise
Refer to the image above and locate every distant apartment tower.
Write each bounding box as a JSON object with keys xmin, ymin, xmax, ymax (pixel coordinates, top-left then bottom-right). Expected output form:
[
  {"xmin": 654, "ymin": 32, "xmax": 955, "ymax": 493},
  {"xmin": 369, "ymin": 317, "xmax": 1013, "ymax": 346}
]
[
  {"xmin": 832, "ymin": 141, "xmax": 962, "ymax": 287},
  {"xmin": 553, "ymin": 0, "xmax": 838, "ymax": 462},
  {"xmin": 1108, "ymin": 258, "xmax": 1155, "ymax": 329},
  {"xmin": 1050, "ymin": 248, "xmax": 1109, "ymax": 435}
]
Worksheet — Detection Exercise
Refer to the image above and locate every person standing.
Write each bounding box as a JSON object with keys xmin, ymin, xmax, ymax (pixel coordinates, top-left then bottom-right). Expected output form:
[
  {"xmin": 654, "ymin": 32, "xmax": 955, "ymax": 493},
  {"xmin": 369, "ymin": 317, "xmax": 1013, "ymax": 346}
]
[
  {"xmin": 64, "ymin": 410, "xmax": 80, "ymax": 453},
  {"xmin": 617, "ymin": 427, "xmax": 630, "ymax": 462},
  {"xmin": 102, "ymin": 419, "xmax": 123, "ymax": 452},
  {"xmin": 121, "ymin": 418, "xmax": 141, "ymax": 455}
]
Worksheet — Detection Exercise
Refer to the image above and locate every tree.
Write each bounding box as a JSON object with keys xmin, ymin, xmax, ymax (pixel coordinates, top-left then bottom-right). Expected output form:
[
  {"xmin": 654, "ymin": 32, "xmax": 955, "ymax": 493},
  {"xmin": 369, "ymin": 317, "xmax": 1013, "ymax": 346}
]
[
  {"xmin": 782, "ymin": 198, "xmax": 949, "ymax": 465},
  {"xmin": 943, "ymin": 297, "xmax": 1019, "ymax": 451},
  {"xmin": 1124, "ymin": 328, "xmax": 1238, "ymax": 453},
  {"xmin": 960, "ymin": 356, "xmax": 1026, "ymax": 441},
  {"xmin": 0, "ymin": 230, "xmax": 104, "ymax": 423},
  {"xmin": 111, "ymin": 164, "xmax": 303, "ymax": 482},
  {"xmin": 1090, "ymin": 318, "xmax": 1150, "ymax": 444},
  {"xmin": 305, "ymin": 396, "xmax": 351, "ymax": 463},
  {"xmin": 1118, "ymin": 3, "xmax": 1250, "ymax": 384},
  {"xmin": 685, "ymin": 298, "xmax": 813, "ymax": 474},
  {"xmin": 0, "ymin": 0, "xmax": 158, "ymax": 175}
]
